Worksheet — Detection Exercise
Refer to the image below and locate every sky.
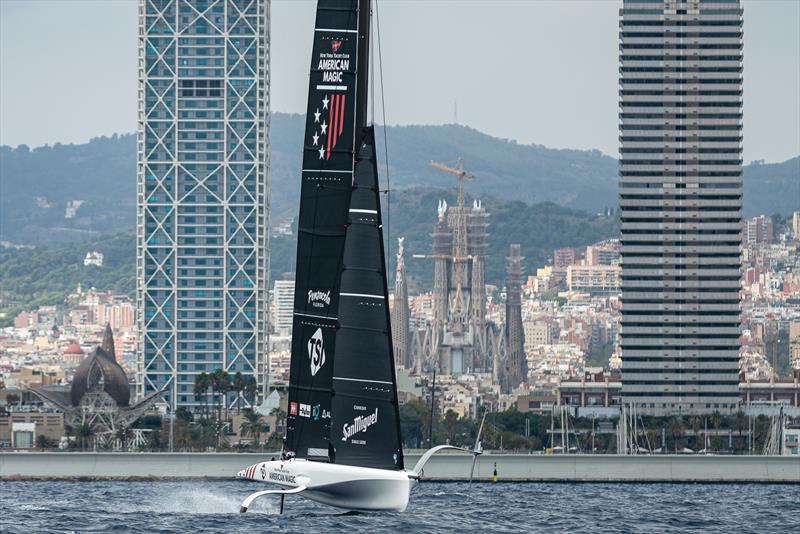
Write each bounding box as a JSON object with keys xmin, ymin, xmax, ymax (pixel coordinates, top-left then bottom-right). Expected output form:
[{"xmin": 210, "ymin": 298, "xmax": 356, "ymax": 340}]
[{"xmin": 0, "ymin": 0, "xmax": 798, "ymax": 163}]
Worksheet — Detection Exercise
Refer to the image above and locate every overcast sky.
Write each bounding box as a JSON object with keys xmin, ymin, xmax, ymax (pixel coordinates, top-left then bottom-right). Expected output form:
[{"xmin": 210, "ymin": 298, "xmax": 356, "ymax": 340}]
[{"xmin": 1, "ymin": 0, "xmax": 798, "ymax": 163}]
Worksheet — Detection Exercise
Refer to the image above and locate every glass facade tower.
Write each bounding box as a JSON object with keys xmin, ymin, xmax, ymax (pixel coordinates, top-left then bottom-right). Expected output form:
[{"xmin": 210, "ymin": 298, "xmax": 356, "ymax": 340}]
[
  {"xmin": 619, "ymin": 0, "xmax": 743, "ymax": 415},
  {"xmin": 136, "ymin": 0, "xmax": 270, "ymax": 410}
]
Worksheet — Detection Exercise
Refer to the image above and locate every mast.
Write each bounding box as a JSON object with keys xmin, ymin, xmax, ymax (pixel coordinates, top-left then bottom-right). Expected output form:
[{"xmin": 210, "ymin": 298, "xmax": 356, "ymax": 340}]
[{"xmin": 354, "ymin": 0, "xmax": 370, "ymax": 133}]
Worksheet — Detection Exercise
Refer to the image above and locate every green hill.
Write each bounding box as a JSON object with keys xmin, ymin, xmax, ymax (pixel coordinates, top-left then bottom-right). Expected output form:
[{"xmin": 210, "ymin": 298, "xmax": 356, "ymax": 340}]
[
  {"xmin": 2, "ymin": 114, "xmax": 795, "ymax": 247},
  {"xmin": 0, "ymin": 234, "xmax": 134, "ymax": 324},
  {"xmin": 0, "ymin": 189, "xmax": 618, "ymax": 322}
]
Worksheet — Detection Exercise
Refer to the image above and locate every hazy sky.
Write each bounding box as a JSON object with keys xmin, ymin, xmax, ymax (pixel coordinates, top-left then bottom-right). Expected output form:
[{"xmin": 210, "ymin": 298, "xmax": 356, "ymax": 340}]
[{"xmin": 1, "ymin": 0, "xmax": 798, "ymax": 163}]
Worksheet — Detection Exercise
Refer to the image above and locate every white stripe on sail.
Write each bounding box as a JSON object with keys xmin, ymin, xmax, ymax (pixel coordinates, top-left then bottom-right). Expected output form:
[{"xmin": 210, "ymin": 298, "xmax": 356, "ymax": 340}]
[
  {"xmin": 294, "ymin": 312, "xmax": 337, "ymax": 320},
  {"xmin": 349, "ymin": 209, "xmax": 377, "ymax": 214},
  {"xmin": 315, "ymin": 28, "xmax": 358, "ymax": 33},
  {"xmin": 334, "ymin": 376, "xmax": 393, "ymax": 385},
  {"xmin": 340, "ymin": 292, "xmax": 384, "ymax": 299}
]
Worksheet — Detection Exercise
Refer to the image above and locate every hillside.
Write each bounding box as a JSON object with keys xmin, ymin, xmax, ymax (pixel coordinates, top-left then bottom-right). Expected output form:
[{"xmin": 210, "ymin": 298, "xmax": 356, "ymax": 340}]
[
  {"xmin": 0, "ymin": 234, "xmax": 134, "ymax": 324},
  {"xmin": 1, "ymin": 114, "xmax": 795, "ymax": 246},
  {"xmin": 0, "ymin": 189, "xmax": 617, "ymax": 322}
]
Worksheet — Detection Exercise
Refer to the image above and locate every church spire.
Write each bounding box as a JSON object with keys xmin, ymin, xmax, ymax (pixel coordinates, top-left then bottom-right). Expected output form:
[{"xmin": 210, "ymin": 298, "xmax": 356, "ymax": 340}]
[
  {"xmin": 100, "ymin": 323, "xmax": 116, "ymax": 361},
  {"xmin": 391, "ymin": 237, "xmax": 411, "ymax": 369}
]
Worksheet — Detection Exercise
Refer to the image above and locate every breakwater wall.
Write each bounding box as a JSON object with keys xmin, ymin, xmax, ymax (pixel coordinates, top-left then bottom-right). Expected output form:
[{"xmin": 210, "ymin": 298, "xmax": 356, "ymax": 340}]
[{"xmin": 1, "ymin": 452, "xmax": 797, "ymax": 482}]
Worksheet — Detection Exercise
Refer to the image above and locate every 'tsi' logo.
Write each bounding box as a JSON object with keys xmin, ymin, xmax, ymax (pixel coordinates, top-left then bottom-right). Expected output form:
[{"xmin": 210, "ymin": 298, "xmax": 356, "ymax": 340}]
[{"xmin": 308, "ymin": 328, "xmax": 326, "ymax": 376}]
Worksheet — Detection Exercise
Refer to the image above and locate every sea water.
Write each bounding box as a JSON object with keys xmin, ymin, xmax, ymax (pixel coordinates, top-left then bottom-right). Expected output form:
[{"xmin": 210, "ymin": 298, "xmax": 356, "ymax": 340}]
[{"xmin": 0, "ymin": 480, "xmax": 797, "ymax": 533}]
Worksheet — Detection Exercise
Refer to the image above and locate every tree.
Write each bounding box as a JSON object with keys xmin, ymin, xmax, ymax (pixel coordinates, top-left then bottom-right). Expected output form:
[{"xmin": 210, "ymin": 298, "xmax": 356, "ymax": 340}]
[
  {"xmin": 147, "ymin": 429, "xmax": 164, "ymax": 451},
  {"xmin": 666, "ymin": 416, "xmax": 686, "ymax": 453},
  {"xmin": 239, "ymin": 408, "xmax": 265, "ymax": 448},
  {"xmin": 243, "ymin": 375, "xmax": 259, "ymax": 408},
  {"xmin": 175, "ymin": 406, "xmax": 194, "ymax": 423},
  {"xmin": 443, "ymin": 409, "xmax": 459, "ymax": 445},
  {"xmin": 194, "ymin": 373, "xmax": 210, "ymax": 417},
  {"xmin": 76, "ymin": 422, "xmax": 94, "ymax": 450},
  {"xmin": 232, "ymin": 372, "xmax": 246, "ymax": 414},
  {"xmin": 210, "ymin": 369, "xmax": 231, "ymax": 422},
  {"xmin": 36, "ymin": 434, "xmax": 53, "ymax": 450}
]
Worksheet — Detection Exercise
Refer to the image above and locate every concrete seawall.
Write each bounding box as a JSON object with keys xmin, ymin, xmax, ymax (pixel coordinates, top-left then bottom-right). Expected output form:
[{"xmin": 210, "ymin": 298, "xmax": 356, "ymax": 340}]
[{"xmin": 1, "ymin": 452, "xmax": 798, "ymax": 482}]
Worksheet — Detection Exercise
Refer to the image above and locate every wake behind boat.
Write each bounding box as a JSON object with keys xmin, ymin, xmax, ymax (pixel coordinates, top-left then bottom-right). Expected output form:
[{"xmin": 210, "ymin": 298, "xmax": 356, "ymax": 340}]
[{"xmin": 236, "ymin": 0, "xmax": 477, "ymax": 513}]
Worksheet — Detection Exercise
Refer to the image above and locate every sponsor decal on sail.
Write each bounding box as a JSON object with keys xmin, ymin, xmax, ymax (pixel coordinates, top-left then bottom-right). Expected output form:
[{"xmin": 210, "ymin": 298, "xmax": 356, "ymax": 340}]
[
  {"xmin": 307, "ymin": 289, "xmax": 331, "ymax": 308},
  {"xmin": 311, "ymin": 93, "xmax": 347, "ymax": 161},
  {"xmin": 299, "ymin": 403, "xmax": 311, "ymax": 418},
  {"xmin": 307, "ymin": 328, "xmax": 326, "ymax": 376},
  {"xmin": 342, "ymin": 408, "xmax": 378, "ymax": 442},
  {"xmin": 312, "ymin": 404, "xmax": 331, "ymax": 421},
  {"xmin": 289, "ymin": 402, "xmax": 298, "ymax": 416}
]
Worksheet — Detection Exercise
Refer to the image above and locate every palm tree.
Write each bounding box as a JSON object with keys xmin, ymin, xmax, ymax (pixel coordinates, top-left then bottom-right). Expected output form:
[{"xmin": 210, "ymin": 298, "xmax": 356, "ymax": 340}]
[
  {"xmin": 239, "ymin": 408, "xmax": 264, "ymax": 448},
  {"xmin": 689, "ymin": 415, "xmax": 703, "ymax": 450},
  {"xmin": 232, "ymin": 372, "xmax": 246, "ymax": 414},
  {"xmin": 76, "ymin": 423, "xmax": 94, "ymax": 450},
  {"xmin": 244, "ymin": 375, "xmax": 258, "ymax": 408},
  {"xmin": 194, "ymin": 372, "xmax": 210, "ymax": 417},
  {"xmin": 210, "ymin": 369, "xmax": 231, "ymax": 422}
]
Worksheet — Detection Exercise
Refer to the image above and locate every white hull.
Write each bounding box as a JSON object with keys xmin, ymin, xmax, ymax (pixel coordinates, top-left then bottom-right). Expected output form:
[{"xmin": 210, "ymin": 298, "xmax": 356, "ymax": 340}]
[{"xmin": 237, "ymin": 459, "xmax": 415, "ymax": 512}]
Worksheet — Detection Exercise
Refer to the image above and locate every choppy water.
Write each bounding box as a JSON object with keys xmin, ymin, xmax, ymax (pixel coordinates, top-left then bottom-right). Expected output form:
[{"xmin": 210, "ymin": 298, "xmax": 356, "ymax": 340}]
[{"xmin": 0, "ymin": 480, "xmax": 798, "ymax": 533}]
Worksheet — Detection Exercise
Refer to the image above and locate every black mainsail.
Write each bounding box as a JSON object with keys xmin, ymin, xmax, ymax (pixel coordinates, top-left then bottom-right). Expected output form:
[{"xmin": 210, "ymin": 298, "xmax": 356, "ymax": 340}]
[
  {"xmin": 286, "ymin": 0, "xmax": 403, "ymax": 471},
  {"xmin": 285, "ymin": 0, "xmax": 360, "ymax": 460},
  {"xmin": 330, "ymin": 126, "xmax": 404, "ymax": 470}
]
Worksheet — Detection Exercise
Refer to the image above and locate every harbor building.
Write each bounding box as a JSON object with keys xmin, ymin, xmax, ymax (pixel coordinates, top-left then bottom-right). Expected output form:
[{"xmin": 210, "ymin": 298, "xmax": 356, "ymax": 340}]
[
  {"xmin": 136, "ymin": 0, "xmax": 270, "ymax": 409},
  {"xmin": 619, "ymin": 0, "xmax": 743, "ymax": 415}
]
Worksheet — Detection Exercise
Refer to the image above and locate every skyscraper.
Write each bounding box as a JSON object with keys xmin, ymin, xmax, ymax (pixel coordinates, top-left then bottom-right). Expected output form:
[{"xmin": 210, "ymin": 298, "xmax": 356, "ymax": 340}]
[
  {"xmin": 136, "ymin": 0, "xmax": 270, "ymax": 410},
  {"xmin": 619, "ymin": 0, "xmax": 742, "ymax": 415}
]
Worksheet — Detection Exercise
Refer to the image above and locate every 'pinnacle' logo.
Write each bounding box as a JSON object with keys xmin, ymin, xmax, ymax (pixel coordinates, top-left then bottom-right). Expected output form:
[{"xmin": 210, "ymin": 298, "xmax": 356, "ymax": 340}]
[
  {"xmin": 308, "ymin": 289, "xmax": 331, "ymax": 308},
  {"xmin": 308, "ymin": 328, "xmax": 326, "ymax": 376}
]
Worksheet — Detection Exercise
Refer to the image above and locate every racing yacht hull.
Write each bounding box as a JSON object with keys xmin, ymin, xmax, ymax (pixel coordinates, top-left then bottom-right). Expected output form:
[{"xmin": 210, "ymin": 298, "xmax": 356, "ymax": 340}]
[{"xmin": 237, "ymin": 459, "xmax": 414, "ymax": 512}]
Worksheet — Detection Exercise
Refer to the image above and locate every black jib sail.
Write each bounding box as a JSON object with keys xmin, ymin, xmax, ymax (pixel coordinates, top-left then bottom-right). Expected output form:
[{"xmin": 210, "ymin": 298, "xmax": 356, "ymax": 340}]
[
  {"xmin": 330, "ymin": 127, "xmax": 404, "ymax": 470},
  {"xmin": 285, "ymin": 0, "xmax": 360, "ymax": 461}
]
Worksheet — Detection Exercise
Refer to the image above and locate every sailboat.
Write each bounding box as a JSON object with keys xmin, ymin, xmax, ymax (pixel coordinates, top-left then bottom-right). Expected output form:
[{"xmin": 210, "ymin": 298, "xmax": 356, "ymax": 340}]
[{"xmin": 236, "ymin": 0, "xmax": 475, "ymax": 513}]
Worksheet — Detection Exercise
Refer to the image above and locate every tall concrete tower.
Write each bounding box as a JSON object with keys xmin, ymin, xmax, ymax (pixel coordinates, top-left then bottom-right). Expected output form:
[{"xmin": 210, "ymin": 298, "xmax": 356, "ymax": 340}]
[
  {"xmin": 504, "ymin": 244, "xmax": 526, "ymax": 393},
  {"xmin": 468, "ymin": 200, "xmax": 489, "ymax": 369},
  {"xmin": 391, "ymin": 238, "xmax": 411, "ymax": 369},
  {"xmin": 619, "ymin": 0, "xmax": 742, "ymax": 415},
  {"xmin": 136, "ymin": 0, "xmax": 270, "ymax": 410}
]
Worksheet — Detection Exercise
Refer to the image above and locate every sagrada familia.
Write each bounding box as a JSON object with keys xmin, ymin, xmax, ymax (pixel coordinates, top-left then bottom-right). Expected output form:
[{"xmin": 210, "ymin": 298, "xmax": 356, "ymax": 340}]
[{"xmin": 391, "ymin": 163, "xmax": 527, "ymax": 393}]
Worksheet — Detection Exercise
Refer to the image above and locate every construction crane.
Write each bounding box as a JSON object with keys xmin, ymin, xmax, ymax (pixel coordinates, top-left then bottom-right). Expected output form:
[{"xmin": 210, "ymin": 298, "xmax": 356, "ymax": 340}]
[{"xmin": 429, "ymin": 158, "xmax": 474, "ymax": 213}]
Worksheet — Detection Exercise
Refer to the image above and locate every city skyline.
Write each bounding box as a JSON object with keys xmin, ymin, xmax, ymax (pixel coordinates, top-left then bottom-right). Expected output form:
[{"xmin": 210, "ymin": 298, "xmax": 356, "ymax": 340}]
[{"xmin": 0, "ymin": 0, "xmax": 798, "ymax": 164}]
